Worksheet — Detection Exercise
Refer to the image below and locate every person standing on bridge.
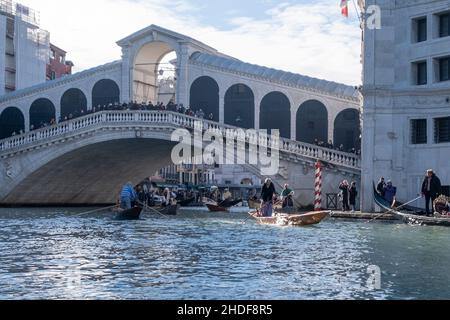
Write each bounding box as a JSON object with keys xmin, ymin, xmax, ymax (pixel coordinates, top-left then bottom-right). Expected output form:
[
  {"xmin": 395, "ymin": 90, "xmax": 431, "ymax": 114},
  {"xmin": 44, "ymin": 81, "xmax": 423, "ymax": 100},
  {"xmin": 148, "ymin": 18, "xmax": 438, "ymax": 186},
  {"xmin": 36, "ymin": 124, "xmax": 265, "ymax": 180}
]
[
  {"xmin": 120, "ymin": 182, "xmax": 137, "ymax": 210},
  {"xmin": 260, "ymin": 178, "xmax": 276, "ymax": 217}
]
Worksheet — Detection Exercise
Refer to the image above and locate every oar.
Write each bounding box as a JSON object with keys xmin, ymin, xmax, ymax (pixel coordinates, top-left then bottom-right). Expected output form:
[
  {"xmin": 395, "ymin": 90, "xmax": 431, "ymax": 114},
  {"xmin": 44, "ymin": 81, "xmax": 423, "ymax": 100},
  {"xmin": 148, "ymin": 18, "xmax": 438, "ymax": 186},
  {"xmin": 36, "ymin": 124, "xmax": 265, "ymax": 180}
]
[
  {"xmin": 367, "ymin": 195, "xmax": 422, "ymax": 223},
  {"xmin": 138, "ymin": 201, "xmax": 171, "ymax": 218},
  {"xmin": 72, "ymin": 204, "xmax": 119, "ymax": 217}
]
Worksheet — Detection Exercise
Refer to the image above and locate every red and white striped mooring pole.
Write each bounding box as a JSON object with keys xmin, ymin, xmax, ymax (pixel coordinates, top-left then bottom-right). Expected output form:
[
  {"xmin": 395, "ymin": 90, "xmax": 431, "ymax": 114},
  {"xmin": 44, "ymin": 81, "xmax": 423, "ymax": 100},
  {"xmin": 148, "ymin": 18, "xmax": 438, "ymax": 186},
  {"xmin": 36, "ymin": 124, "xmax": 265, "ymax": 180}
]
[{"xmin": 314, "ymin": 160, "xmax": 323, "ymax": 211}]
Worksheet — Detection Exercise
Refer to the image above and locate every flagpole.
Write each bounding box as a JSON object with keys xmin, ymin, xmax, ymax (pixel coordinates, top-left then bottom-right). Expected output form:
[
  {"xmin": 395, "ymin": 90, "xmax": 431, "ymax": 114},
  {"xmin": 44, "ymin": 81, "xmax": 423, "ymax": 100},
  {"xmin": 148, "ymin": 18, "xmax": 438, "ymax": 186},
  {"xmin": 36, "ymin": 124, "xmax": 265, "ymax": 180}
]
[{"xmin": 351, "ymin": 0, "xmax": 362, "ymax": 24}]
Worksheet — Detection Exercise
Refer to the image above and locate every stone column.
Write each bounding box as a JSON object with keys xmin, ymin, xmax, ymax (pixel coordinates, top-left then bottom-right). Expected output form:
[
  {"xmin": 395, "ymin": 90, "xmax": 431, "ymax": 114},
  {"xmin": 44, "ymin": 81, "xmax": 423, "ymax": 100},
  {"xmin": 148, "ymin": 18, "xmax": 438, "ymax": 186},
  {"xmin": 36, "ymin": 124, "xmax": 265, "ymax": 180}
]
[
  {"xmin": 219, "ymin": 88, "xmax": 225, "ymax": 124},
  {"xmin": 176, "ymin": 45, "xmax": 190, "ymax": 107},
  {"xmin": 120, "ymin": 46, "xmax": 131, "ymax": 103}
]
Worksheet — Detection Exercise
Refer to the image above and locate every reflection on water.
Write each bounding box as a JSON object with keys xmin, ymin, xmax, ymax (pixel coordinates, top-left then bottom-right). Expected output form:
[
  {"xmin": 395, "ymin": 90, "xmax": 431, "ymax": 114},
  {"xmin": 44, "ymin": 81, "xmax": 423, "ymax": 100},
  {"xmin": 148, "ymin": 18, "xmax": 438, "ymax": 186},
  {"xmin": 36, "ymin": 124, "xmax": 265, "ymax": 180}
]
[{"xmin": 0, "ymin": 207, "xmax": 449, "ymax": 300}]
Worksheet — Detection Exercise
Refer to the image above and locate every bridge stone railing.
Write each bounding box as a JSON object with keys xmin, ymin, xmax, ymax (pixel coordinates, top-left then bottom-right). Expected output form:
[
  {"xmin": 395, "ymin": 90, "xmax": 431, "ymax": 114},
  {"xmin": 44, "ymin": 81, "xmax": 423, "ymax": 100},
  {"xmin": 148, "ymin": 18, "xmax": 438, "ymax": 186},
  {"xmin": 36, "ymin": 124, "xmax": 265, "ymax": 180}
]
[{"xmin": 0, "ymin": 111, "xmax": 361, "ymax": 170}]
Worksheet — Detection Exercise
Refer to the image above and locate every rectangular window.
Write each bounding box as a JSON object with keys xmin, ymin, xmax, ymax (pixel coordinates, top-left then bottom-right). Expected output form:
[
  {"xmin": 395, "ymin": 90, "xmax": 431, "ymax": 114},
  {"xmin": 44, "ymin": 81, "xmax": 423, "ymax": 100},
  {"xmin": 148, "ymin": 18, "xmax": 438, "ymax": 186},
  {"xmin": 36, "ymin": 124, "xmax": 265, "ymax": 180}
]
[
  {"xmin": 411, "ymin": 119, "xmax": 427, "ymax": 144},
  {"xmin": 439, "ymin": 57, "xmax": 450, "ymax": 82},
  {"xmin": 434, "ymin": 117, "xmax": 450, "ymax": 143},
  {"xmin": 415, "ymin": 61, "xmax": 427, "ymax": 85},
  {"xmin": 440, "ymin": 13, "xmax": 450, "ymax": 37},
  {"xmin": 417, "ymin": 17, "xmax": 427, "ymax": 42}
]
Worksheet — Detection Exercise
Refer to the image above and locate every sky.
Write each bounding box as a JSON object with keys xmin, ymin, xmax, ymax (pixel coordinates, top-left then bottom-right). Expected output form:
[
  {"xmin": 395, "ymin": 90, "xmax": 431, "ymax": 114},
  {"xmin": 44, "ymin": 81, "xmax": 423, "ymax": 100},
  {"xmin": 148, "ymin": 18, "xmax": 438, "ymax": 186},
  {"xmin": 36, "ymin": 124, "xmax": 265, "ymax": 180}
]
[{"xmin": 19, "ymin": 0, "xmax": 362, "ymax": 85}]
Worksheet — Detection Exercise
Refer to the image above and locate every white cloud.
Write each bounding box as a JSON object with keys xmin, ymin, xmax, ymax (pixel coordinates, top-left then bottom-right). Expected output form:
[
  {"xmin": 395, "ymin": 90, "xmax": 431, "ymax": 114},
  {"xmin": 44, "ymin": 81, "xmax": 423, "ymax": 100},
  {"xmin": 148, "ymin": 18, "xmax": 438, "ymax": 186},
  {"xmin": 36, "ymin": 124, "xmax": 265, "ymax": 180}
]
[{"xmin": 19, "ymin": 0, "xmax": 362, "ymax": 85}]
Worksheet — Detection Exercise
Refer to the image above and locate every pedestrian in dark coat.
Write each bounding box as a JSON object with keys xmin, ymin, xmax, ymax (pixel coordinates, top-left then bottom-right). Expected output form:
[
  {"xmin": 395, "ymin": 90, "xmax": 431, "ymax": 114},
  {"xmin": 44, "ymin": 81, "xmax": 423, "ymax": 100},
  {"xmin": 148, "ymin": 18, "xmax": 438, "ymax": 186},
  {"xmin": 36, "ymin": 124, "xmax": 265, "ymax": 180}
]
[
  {"xmin": 422, "ymin": 169, "xmax": 442, "ymax": 215},
  {"xmin": 349, "ymin": 182, "xmax": 358, "ymax": 212},
  {"xmin": 339, "ymin": 180, "xmax": 350, "ymax": 212}
]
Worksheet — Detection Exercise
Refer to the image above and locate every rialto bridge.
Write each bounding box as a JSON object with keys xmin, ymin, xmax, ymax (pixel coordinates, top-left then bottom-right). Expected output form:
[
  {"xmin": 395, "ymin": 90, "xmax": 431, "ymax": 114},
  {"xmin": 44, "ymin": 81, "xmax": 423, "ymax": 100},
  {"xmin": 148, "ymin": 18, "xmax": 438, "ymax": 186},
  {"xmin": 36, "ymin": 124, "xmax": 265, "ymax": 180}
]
[{"xmin": 0, "ymin": 25, "xmax": 361, "ymax": 205}]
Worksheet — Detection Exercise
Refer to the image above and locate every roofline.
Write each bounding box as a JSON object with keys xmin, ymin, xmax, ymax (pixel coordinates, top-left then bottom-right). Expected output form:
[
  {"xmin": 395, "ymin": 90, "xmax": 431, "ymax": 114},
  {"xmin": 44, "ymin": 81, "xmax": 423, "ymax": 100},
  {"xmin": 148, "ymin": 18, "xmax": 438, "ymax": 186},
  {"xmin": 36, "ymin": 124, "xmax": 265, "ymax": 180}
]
[
  {"xmin": 0, "ymin": 61, "xmax": 121, "ymax": 104},
  {"xmin": 116, "ymin": 24, "xmax": 219, "ymax": 53},
  {"xmin": 50, "ymin": 43, "xmax": 67, "ymax": 55}
]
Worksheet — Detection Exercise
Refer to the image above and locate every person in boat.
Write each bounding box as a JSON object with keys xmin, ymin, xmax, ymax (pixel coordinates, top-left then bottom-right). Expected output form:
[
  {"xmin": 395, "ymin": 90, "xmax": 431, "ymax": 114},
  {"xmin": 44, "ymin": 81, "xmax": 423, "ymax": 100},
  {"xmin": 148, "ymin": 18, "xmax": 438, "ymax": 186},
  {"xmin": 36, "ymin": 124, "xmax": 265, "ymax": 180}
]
[
  {"xmin": 384, "ymin": 180, "xmax": 397, "ymax": 207},
  {"xmin": 260, "ymin": 178, "xmax": 276, "ymax": 217},
  {"xmin": 281, "ymin": 184, "xmax": 294, "ymax": 209},
  {"xmin": 349, "ymin": 182, "xmax": 358, "ymax": 213},
  {"xmin": 339, "ymin": 180, "xmax": 350, "ymax": 212},
  {"xmin": 136, "ymin": 185, "xmax": 146, "ymax": 205},
  {"xmin": 162, "ymin": 188, "xmax": 173, "ymax": 207},
  {"xmin": 120, "ymin": 182, "xmax": 137, "ymax": 210},
  {"xmin": 376, "ymin": 177, "xmax": 386, "ymax": 197},
  {"xmin": 421, "ymin": 169, "xmax": 442, "ymax": 216},
  {"xmin": 220, "ymin": 188, "xmax": 233, "ymax": 207}
]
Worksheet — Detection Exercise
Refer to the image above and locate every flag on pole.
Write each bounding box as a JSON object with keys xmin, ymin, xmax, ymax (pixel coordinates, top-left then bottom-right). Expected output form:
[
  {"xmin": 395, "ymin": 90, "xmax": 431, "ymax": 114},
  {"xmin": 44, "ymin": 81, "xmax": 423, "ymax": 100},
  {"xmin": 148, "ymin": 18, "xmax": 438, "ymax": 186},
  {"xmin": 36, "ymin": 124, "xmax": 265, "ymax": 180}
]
[{"xmin": 340, "ymin": 0, "xmax": 349, "ymax": 18}]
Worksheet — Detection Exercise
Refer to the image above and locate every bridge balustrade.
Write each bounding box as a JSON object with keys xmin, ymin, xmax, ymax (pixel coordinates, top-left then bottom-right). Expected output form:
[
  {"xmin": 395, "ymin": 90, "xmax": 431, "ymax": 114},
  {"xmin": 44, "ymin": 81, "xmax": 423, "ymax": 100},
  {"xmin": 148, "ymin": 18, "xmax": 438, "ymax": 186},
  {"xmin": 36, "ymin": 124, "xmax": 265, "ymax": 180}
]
[{"xmin": 0, "ymin": 110, "xmax": 360, "ymax": 170}]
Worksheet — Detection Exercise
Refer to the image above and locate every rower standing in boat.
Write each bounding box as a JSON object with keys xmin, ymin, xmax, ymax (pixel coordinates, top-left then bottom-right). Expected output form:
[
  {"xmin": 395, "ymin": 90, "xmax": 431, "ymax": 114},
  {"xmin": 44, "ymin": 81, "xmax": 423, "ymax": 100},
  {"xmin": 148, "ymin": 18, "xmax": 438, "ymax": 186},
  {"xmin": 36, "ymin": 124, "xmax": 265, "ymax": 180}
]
[
  {"xmin": 120, "ymin": 182, "xmax": 137, "ymax": 210},
  {"xmin": 260, "ymin": 178, "xmax": 276, "ymax": 217},
  {"xmin": 422, "ymin": 169, "xmax": 442, "ymax": 216}
]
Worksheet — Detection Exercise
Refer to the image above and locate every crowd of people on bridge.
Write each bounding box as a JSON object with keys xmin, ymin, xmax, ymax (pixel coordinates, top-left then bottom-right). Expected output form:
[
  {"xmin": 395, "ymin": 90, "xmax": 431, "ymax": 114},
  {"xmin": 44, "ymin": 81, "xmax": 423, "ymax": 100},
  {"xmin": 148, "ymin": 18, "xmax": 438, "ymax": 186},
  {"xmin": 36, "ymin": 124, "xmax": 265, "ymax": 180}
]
[{"xmin": 314, "ymin": 139, "xmax": 361, "ymax": 155}]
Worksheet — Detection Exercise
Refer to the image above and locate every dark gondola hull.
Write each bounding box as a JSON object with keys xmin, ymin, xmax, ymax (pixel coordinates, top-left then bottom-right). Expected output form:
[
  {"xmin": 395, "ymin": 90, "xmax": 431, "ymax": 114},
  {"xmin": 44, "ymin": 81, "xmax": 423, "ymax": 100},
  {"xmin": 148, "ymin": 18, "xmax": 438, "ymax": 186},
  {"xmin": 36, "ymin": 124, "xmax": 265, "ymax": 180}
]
[
  {"xmin": 178, "ymin": 198, "xmax": 196, "ymax": 207},
  {"xmin": 373, "ymin": 188, "xmax": 450, "ymax": 227},
  {"xmin": 206, "ymin": 204, "xmax": 229, "ymax": 212},
  {"xmin": 116, "ymin": 206, "xmax": 143, "ymax": 220}
]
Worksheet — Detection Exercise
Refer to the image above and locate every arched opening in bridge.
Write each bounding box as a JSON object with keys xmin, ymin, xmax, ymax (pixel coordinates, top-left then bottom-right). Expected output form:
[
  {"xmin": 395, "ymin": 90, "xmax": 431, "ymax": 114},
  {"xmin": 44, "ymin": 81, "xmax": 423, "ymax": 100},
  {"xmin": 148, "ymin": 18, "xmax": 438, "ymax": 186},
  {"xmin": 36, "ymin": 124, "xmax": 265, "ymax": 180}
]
[
  {"xmin": 334, "ymin": 109, "xmax": 361, "ymax": 152},
  {"xmin": 0, "ymin": 107, "xmax": 24, "ymax": 139},
  {"xmin": 189, "ymin": 76, "xmax": 219, "ymax": 121},
  {"xmin": 30, "ymin": 98, "xmax": 56, "ymax": 129},
  {"xmin": 92, "ymin": 79, "xmax": 120, "ymax": 109},
  {"xmin": 60, "ymin": 88, "xmax": 87, "ymax": 119},
  {"xmin": 260, "ymin": 91, "xmax": 291, "ymax": 139},
  {"xmin": 224, "ymin": 84, "xmax": 255, "ymax": 129},
  {"xmin": 133, "ymin": 41, "xmax": 177, "ymax": 104},
  {"xmin": 296, "ymin": 100, "xmax": 328, "ymax": 144}
]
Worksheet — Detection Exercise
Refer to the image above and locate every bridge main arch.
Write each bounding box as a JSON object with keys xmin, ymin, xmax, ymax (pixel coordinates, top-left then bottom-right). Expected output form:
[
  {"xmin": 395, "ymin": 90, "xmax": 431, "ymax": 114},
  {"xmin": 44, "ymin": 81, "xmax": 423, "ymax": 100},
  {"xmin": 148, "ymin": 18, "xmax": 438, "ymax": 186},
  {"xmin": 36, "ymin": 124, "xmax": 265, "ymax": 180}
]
[{"xmin": 2, "ymin": 137, "xmax": 176, "ymax": 205}]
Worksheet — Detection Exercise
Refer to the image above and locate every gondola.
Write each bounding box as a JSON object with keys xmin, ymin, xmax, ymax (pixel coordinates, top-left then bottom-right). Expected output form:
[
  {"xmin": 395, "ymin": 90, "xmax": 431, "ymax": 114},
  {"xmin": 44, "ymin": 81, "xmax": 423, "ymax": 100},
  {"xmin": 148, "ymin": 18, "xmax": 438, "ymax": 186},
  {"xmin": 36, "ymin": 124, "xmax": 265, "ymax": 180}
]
[
  {"xmin": 146, "ymin": 204, "xmax": 179, "ymax": 216},
  {"xmin": 248, "ymin": 210, "xmax": 330, "ymax": 227},
  {"xmin": 115, "ymin": 206, "xmax": 143, "ymax": 220},
  {"xmin": 205, "ymin": 199, "xmax": 243, "ymax": 212},
  {"xmin": 373, "ymin": 187, "xmax": 450, "ymax": 227},
  {"xmin": 206, "ymin": 204, "xmax": 229, "ymax": 212},
  {"xmin": 178, "ymin": 197, "xmax": 196, "ymax": 207}
]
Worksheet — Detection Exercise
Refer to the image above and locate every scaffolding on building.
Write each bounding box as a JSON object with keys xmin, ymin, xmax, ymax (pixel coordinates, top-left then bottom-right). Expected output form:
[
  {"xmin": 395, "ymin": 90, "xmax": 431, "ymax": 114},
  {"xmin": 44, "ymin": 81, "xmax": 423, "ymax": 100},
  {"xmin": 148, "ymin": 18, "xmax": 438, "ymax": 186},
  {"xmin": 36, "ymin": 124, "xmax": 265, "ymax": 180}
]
[{"xmin": 0, "ymin": 0, "xmax": 40, "ymax": 26}]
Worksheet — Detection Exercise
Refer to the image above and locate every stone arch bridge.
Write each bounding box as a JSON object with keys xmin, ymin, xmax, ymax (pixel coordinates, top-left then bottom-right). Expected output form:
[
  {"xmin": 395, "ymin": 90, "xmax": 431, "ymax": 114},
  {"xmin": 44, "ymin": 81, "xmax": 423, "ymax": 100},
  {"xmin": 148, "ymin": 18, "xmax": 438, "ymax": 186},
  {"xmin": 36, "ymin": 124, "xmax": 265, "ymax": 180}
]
[{"xmin": 0, "ymin": 111, "xmax": 360, "ymax": 205}]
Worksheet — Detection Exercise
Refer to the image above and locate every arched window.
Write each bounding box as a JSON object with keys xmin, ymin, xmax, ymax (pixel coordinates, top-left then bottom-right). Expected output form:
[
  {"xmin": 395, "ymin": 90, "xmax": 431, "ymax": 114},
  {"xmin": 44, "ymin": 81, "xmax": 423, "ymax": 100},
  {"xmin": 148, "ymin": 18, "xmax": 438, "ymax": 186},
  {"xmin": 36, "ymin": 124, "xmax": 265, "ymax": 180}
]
[
  {"xmin": 189, "ymin": 76, "xmax": 219, "ymax": 121},
  {"xmin": 224, "ymin": 84, "xmax": 255, "ymax": 129},
  {"xmin": 296, "ymin": 100, "xmax": 328, "ymax": 144},
  {"xmin": 30, "ymin": 98, "xmax": 56, "ymax": 129},
  {"xmin": 334, "ymin": 109, "xmax": 361, "ymax": 152},
  {"xmin": 260, "ymin": 92, "xmax": 291, "ymax": 139},
  {"xmin": 92, "ymin": 79, "xmax": 120, "ymax": 109},
  {"xmin": 0, "ymin": 107, "xmax": 25, "ymax": 139},
  {"xmin": 60, "ymin": 88, "xmax": 87, "ymax": 119}
]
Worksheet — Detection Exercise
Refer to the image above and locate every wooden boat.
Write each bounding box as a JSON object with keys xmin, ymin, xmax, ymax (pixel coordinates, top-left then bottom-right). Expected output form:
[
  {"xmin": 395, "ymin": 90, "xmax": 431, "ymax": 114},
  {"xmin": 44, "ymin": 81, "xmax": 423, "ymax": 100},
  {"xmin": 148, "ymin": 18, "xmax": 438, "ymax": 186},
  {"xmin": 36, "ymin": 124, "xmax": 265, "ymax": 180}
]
[
  {"xmin": 248, "ymin": 199, "xmax": 261, "ymax": 210},
  {"xmin": 373, "ymin": 188, "xmax": 450, "ymax": 227},
  {"xmin": 146, "ymin": 204, "xmax": 179, "ymax": 216},
  {"xmin": 178, "ymin": 197, "xmax": 195, "ymax": 207},
  {"xmin": 219, "ymin": 199, "xmax": 243, "ymax": 208},
  {"xmin": 249, "ymin": 211, "xmax": 330, "ymax": 227},
  {"xmin": 115, "ymin": 206, "xmax": 143, "ymax": 220},
  {"xmin": 206, "ymin": 204, "xmax": 229, "ymax": 212}
]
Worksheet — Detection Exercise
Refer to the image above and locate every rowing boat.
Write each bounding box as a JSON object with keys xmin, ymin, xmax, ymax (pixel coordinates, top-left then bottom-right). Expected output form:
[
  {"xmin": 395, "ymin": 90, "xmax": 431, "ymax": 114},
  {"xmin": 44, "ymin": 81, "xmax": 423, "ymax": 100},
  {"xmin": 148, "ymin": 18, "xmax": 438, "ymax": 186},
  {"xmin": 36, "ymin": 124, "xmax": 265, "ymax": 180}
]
[
  {"xmin": 115, "ymin": 206, "xmax": 143, "ymax": 220},
  {"xmin": 206, "ymin": 204, "xmax": 229, "ymax": 212},
  {"xmin": 151, "ymin": 204, "xmax": 179, "ymax": 216},
  {"xmin": 373, "ymin": 188, "xmax": 450, "ymax": 227},
  {"xmin": 249, "ymin": 211, "xmax": 330, "ymax": 227}
]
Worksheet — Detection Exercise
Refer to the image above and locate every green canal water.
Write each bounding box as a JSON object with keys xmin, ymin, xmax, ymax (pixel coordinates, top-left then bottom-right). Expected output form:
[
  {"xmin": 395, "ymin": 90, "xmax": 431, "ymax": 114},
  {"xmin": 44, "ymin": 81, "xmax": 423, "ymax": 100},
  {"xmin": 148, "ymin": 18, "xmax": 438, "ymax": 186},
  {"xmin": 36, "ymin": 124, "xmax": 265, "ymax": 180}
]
[{"xmin": 0, "ymin": 207, "xmax": 449, "ymax": 300}]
